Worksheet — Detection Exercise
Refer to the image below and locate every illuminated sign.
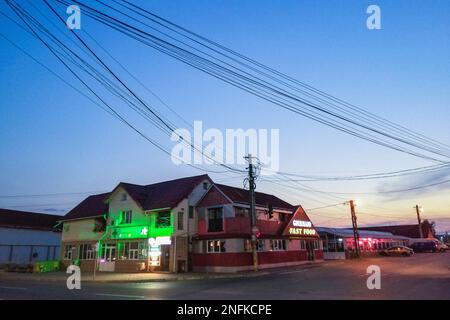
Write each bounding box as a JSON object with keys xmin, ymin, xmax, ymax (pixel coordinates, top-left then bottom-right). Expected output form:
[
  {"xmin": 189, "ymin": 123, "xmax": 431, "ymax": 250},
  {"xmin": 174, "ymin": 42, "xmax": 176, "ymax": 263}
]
[
  {"xmin": 292, "ymin": 220, "xmax": 312, "ymax": 228},
  {"xmin": 146, "ymin": 236, "xmax": 171, "ymax": 267},
  {"xmin": 110, "ymin": 225, "xmax": 150, "ymax": 239},
  {"xmin": 148, "ymin": 236, "xmax": 172, "ymax": 246},
  {"xmin": 288, "ymin": 227, "xmax": 316, "ymax": 236},
  {"xmin": 282, "ymin": 207, "xmax": 318, "ymax": 238}
]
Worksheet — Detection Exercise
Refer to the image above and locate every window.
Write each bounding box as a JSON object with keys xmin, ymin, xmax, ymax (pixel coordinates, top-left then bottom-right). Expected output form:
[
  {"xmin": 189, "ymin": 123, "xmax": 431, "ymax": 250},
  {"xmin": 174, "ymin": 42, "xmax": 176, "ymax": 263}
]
[
  {"xmin": 244, "ymin": 239, "xmax": 252, "ymax": 252},
  {"xmin": 79, "ymin": 244, "xmax": 95, "ymax": 260},
  {"xmin": 63, "ymin": 224, "xmax": 70, "ymax": 233},
  {"xmin": 121, "ymin": 210, "xmax": 132, "ymax": 224},
  {"xmin": 278, "ymin": 213, "xmax": 286, "ymax": 222},
  {"xmin": 129, "ymin": 242, "xmax": 139, "ymax": 260},
  {"xmin": 93, "ymin": 217, "xmax": 106, "ymax": 232},
  {"xmin": 270, "ymin": 239, "xmax": 287, "ymax": 251},
  {"xmin": 313, "ymin": 240, "xmax": 323, "ymax": 250},
  {"xmin": 207, "ymin": 240, "xmax": 225, "ymax": 253},
  {"xmin": 188, "ymin": 206, "xmax": 194, "ymax": 219},
  {"xmin": 64, "ymin": 245, "xmax": 73, "ymax": 260},
  {"xmin": 119, "ymin": 242, "xmax": 147, "ymax": 260},
  {"xmin": 300, "ymin": 240, "xmax": 306, "ymax": 250},
  {"xmin": 203, "ymin": 182, "xmax": 208, "ymax": 190},
  {"xmin": 235, "ymin": 207, "xmax": 248, "ymax": 218},
  {"xmin": 207, "ymin": 207, "xmax": 223, "ymax": 232},
  {"xmin": 257, "ymin": 239, "xmax": 265, "ymax": 251},
  {"xmin": 121, "ymin": 193, "xmax": 127, "ymax": 201},
  {"xmin": 178, "ymin": 211, "xmax": 184, "ymax": 230},
  {"xmin": 156, "ymin": 211, "xmax": 171, "ymax": 228}
]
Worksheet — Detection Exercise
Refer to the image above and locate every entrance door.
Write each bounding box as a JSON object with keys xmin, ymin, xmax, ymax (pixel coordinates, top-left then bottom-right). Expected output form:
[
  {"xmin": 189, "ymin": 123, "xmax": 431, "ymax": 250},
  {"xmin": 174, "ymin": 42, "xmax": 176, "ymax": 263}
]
[
  {"xmin": 99, "ymin": 244, "xmax": 116, "ymax": 272},
  {"xmin": 306, "ymin": 240, "xmax": 315, "ymax": 261},
  {"xmin": 160, "ymin": 245, "xmax": 170, "ymax": 271}
]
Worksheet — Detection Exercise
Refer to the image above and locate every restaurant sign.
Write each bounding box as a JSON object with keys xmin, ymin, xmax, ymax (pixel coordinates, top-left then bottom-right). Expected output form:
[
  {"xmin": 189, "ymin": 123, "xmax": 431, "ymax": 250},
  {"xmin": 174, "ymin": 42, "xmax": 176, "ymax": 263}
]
[{"xmin": 283, "ymin": 207, "xmax": 318, "ymax": 238}]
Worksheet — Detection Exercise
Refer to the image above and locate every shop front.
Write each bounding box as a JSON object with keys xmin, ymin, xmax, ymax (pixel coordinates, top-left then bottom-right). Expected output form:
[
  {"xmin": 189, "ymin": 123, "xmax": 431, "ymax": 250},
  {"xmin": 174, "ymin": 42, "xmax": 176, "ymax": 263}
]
[
  {"xmin": 97, "ymin": 223, "xmax": 174, "ymax": 272},
  {"xmin": 192, "ymin": 205, "xmax": 323, "ymax": 273}
]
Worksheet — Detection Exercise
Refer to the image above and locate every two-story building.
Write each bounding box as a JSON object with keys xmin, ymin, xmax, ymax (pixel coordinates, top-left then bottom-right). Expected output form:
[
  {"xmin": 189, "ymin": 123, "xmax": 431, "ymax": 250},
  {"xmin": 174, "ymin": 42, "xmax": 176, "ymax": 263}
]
[
  {"xmin": 60, "ymin": 174, "xmax": 212, "ymax": 273},
  {"xmin": 192, "ymin": 184, "xmax": 323, "ymax": 272}
]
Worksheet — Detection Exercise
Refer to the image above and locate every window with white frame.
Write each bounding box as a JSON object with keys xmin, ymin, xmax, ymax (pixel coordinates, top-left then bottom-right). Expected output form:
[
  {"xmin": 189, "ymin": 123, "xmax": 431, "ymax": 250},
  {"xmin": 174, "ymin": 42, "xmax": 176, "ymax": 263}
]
[
  {"xmin": 79, "ymin": 244, "xmax": 95, "ymax": 260},
  {"xmin": 64, "ymin": 245, "xmax": 73, "ymax": 260},
  {"xmin": 129, "ymin": 242, "xmax": 139, "ymax": 260},
  {"xmin": 300, "ymin": 240, "xmax": 306, "ymax": 250},
  {"xmin": 119, "ymin": 242, "xmax": 146, "ymax": 260},
  {"xmin": 270, "ymin": 239, "xmax": 287, "ymax": 251},
  {"xmin": 206, "ymin": 240, "xmax": 225, "ymax": 253},
  {"xmin": 177, "ymin": 211, "xmax": 184, "ymax": 230},
  {"xmin": 243, "ymin": 239, "xmax": 252, "ymax": 252},
  {"xmin": 121, "ymin": 210, "xmax": 132, "ymax": 224}
]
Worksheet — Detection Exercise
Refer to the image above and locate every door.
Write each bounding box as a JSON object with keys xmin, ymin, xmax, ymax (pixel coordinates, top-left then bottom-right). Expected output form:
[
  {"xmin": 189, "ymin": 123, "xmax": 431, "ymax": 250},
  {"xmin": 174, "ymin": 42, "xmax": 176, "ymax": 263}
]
[
  {"xmin": 160, "ymin": 245, "xmax": 170, "ymax": 271},
  {"xmin": 306, "ymin": 240, "xmax": 315, "ymax": 261},
  {"xmin": 99, "ymin": 244, "xmax": 116, "ymax": 272}
]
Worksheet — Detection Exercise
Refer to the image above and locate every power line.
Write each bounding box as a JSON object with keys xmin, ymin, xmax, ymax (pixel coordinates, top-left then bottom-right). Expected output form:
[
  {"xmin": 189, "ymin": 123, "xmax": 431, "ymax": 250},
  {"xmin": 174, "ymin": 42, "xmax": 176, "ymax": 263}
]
[{"xmin": 51, "ymin": 0, "xmax": 450, "ymax": 163}]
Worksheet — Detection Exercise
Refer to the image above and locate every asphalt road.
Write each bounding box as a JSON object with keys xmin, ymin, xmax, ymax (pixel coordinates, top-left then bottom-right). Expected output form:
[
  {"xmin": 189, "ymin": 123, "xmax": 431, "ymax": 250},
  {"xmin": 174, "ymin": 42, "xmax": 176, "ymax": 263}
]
[{"xmin": 1, "ymin": 253, "xmax": 449, "ymax": 300}]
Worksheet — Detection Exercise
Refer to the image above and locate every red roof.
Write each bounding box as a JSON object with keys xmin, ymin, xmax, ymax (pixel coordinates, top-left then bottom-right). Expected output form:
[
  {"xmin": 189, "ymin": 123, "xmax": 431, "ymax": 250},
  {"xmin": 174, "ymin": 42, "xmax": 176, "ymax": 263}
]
[
  {"xmin": 0, "ymin": 208, "xmax": 61, "ymax": 231},
  {"xmin": 114, "ymin": 174, "xmax": 212, "ymax": 210},
  {"xmin": 359, "ymin": 222, "xmax": 435, "ymax": 239},
  {"xmin": 60, "ymin": 192, "xmax": 110, "ymax": 221},
  {"xmin": 214, "ymin": 183, "xmax": 294, "ymax": 210},
  {"xmin": 61, "ymin": 175, "xmax": 211, "ymax": 221}
]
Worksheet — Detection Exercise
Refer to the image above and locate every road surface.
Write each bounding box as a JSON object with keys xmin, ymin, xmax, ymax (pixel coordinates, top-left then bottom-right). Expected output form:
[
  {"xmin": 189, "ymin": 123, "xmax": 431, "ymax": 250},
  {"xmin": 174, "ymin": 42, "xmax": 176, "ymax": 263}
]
[{"xmin": 0, "ymin": 253, "xmax": 449, "ymax": 300}]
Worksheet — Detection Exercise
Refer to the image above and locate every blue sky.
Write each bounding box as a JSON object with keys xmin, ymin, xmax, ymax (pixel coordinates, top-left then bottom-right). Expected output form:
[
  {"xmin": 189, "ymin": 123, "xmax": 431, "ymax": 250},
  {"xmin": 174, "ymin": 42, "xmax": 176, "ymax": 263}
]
[{"xmin": 0, "ymin": 0, "xmax": 449, "ymax": 231}]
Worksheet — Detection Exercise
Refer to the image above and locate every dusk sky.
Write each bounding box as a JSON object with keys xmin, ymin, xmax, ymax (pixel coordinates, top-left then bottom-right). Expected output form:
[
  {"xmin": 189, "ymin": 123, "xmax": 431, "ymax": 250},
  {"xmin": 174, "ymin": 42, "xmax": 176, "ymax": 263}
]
[{"xmin": 0, "ymin": 0, "xmax": 449, "ymax": 231}]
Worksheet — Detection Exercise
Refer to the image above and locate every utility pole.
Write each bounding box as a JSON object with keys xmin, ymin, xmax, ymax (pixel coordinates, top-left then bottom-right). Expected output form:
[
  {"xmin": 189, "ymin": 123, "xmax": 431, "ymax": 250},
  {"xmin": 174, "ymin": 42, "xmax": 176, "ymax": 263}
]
[
  {"xmin": 415, "ymin": 205, "xmax": 424, "ymax": 238},
  {"xmin": 349, "ymin": 200, "xmax": 360, "ymax": 258},
  {"xmin": 245, "ymin": 154, "xmax": 259, "ymax": 271}
]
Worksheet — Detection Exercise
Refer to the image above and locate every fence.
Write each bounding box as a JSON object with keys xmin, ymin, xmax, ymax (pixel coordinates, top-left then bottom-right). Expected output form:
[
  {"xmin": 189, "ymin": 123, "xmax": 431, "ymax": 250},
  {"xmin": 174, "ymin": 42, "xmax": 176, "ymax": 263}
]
[{"xmin": 0, "ymin": 244, "xmax": 60, "ymax": 266}]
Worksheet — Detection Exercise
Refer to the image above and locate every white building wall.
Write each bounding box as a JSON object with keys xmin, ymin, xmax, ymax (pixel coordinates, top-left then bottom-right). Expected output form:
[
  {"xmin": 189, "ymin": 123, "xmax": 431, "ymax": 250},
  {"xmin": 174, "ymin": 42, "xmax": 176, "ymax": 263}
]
[{"xmin": 108, "ymin": 186, "xmax": 148, "ymax": 225}]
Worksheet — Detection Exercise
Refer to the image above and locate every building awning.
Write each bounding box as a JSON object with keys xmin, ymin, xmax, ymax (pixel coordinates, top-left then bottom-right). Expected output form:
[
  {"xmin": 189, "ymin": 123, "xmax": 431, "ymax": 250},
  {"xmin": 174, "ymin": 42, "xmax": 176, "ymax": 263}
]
[{"xmin": 317, "ymin": 227, "xmax": 411, "ymax": 241}]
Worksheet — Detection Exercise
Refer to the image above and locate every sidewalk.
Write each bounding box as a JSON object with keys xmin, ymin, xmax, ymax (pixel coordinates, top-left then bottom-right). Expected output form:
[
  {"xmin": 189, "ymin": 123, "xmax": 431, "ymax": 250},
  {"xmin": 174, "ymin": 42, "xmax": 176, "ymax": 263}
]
[{"xmin": 0, "ymin": 269, "xmax": 269, "ymax": 283}]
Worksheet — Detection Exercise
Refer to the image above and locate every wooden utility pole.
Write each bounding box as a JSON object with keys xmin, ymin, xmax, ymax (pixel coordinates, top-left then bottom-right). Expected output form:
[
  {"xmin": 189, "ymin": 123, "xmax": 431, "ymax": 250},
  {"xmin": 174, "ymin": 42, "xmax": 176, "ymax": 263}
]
[
  {"xmin": 245, "ymin": 154, "xmax": 259, "ymax": 271},
  {"xmin": 415, "ymin": 205, "xmax": 424, "ymax": 238},
  {"xmin": 349, "ymin": 200, "xmax": 360, "ymax": 257}
]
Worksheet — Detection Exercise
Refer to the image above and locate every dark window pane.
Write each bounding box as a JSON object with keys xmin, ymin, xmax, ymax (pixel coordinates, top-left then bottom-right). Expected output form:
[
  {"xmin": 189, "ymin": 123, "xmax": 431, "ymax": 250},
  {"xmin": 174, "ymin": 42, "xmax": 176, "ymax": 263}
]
[{"xmin": 156, "ymin": 211, "xmax": 171, "ymax": 228}]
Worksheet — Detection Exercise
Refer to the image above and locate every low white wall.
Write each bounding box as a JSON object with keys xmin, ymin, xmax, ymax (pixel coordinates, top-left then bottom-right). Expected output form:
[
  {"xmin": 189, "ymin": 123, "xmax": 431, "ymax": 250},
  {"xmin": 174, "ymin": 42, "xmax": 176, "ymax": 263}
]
[{"xmin": 323, "ymin": 252, "xmax": 346, "ymax": 260}]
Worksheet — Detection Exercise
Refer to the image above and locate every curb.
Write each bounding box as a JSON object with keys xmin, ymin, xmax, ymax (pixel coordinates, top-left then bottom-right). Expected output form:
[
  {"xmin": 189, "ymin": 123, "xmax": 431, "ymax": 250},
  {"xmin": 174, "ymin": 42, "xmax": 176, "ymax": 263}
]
[{"xmin": 0, "ymin": 271, "xmax": 269, "ymax": 284}]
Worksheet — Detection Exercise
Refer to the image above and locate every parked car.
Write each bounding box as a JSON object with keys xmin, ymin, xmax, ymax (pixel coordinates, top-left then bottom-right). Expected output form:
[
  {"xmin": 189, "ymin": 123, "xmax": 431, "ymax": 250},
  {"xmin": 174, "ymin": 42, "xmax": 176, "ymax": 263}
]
[
  {"xmin": 435, "ymin": 242, "xmax": 449, "ymax": 252},
  {"xmin": 409, "ymin": 241, "xmax": 438, "ymax": 253},
  {"xmin": 380, "ymin": 245, "xmax": 414, "ymax": 257}
]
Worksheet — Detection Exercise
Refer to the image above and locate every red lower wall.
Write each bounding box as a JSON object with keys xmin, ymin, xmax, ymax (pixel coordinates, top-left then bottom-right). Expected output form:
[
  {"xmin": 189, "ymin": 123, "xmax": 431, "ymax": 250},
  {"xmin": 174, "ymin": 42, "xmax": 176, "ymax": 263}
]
[{"xmin": 193, "ymin": 250, "xmax": 323, "ymax": 267}]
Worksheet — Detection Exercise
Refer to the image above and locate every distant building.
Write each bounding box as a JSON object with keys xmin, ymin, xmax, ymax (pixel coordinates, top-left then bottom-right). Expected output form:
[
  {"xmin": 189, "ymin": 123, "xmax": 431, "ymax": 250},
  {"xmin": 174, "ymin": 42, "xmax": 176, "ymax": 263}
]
[
  {"xmin": 359, "ymin": 220, "xmax": 435, "ymax": 239},
  {"xmin": 317, "ymin": 227, "xmax": 410, "ymax": 260},
  {"xmin": 0, "ymin": 209, "xmax": 61, "ymax": 266}
]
